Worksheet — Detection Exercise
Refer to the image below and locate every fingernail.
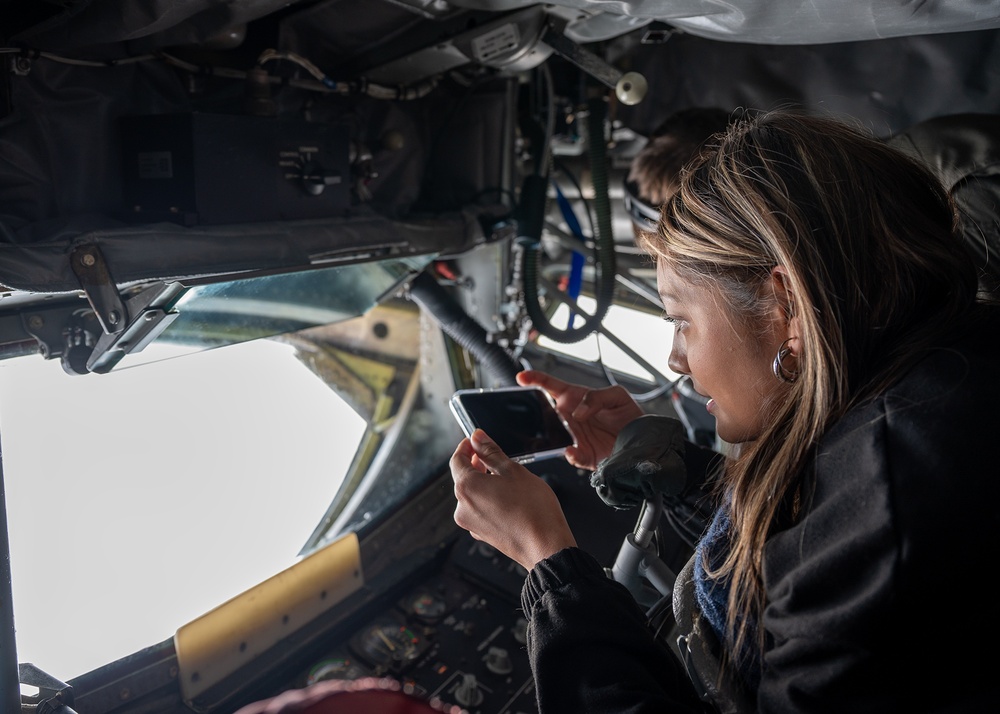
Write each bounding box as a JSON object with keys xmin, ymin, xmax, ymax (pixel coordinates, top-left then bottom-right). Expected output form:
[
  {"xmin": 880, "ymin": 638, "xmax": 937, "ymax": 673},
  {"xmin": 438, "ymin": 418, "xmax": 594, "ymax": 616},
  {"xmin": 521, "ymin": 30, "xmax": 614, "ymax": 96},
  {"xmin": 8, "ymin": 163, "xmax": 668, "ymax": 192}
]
[{"xmin": 471, "ymin": 429, "xmax": 491, "ymax": 446}]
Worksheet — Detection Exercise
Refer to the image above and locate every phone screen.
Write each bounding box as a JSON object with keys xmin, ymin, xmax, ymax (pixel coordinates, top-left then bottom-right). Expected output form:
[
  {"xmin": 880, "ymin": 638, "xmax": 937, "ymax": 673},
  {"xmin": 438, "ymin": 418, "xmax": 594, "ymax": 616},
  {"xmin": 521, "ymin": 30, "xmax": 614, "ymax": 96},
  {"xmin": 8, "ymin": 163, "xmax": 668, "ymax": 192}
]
[{"xmin": 450, "ymin": 386, "xmax": 575, "ymax": 463}]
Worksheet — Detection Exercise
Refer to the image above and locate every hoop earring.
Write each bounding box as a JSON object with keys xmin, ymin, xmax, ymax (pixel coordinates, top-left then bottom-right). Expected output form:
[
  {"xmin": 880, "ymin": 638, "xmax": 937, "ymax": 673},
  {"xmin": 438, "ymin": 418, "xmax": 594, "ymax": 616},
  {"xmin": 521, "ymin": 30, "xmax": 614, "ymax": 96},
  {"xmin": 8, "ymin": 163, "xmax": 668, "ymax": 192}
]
[{"xmin": 772, "ymin": 338, "xmax": 798, "ymax": 383}]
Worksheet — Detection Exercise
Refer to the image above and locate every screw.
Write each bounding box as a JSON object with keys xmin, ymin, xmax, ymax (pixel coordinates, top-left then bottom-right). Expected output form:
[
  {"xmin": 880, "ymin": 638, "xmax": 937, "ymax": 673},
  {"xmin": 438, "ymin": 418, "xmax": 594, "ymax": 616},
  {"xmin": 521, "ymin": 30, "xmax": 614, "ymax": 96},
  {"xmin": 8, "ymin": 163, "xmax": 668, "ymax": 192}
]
[
  {"xmin": 108, "ymin": 310, "xmax": 120, "ymax": 325},
  {"xmin": 81, "ymin": 253, "xmax": 96, "ymax": 267},
  {"xmin": 27, "ymin": 315, "xmax": 43, "ymax": 329}
]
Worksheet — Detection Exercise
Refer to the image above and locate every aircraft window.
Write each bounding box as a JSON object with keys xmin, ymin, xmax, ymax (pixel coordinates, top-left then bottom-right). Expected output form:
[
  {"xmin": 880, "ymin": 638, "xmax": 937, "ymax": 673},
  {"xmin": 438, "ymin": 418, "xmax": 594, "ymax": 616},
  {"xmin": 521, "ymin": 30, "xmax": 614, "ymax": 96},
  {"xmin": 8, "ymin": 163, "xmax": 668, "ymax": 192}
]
[
  {"xmin": 0, "ymin": 337, "xmax": 365, "ymax": 682},
  {"xmin": 118, "ymin": 255, "xmax": 433, "ymax": 370},
  {"xmin": 537, "ymin": 296, "xmax": 681, "ymax": 383}
]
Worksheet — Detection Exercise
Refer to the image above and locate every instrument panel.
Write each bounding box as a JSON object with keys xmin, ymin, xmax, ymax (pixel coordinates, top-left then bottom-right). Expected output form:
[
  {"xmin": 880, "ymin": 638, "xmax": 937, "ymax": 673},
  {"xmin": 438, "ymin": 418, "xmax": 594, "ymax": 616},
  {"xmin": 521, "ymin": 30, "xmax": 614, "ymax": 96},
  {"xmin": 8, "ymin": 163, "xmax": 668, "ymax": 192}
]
[{"xmin": 297, "ymin": 538, "xmax": 537, "ymax": 713}]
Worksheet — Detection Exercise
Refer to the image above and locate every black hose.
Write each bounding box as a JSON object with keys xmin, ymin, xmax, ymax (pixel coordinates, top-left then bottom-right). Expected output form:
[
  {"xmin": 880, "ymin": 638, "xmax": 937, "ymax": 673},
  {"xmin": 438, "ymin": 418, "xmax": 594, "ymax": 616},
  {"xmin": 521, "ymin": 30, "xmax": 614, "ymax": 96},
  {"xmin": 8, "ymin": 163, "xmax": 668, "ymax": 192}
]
[
  {"xmin": 522, "ymin": 95, "xmax": 616, "ymax": 343},
  {"xmin": 408, "ymin": 271, "xmax": 520, "ymax": 387}
]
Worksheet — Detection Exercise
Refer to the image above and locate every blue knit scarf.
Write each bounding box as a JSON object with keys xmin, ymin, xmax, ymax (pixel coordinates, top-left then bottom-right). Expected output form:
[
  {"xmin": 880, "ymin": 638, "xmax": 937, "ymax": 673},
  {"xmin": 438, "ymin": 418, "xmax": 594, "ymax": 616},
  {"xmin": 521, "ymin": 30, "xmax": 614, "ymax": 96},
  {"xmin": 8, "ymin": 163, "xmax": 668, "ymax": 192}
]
[{"xmin": 693, "ymin": 504, "xmax": 763, "ymax": 688}]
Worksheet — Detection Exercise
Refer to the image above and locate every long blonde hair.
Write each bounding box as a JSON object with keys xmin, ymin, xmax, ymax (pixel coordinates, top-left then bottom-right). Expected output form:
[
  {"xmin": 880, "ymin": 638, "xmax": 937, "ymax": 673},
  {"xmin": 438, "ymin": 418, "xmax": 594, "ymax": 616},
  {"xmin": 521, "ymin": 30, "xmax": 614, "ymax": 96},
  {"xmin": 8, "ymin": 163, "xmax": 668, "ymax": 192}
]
[{"xmin": 644, "ymin": 110, "xmax": 979, "ymax": 669}]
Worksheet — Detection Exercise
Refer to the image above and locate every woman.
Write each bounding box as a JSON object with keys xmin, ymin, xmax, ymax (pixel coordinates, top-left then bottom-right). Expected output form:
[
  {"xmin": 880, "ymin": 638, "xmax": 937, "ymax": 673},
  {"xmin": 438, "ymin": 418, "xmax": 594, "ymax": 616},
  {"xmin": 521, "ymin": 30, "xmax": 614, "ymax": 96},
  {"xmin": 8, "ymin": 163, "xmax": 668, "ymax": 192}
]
[{"xmin": 449, "ymin": 110, "xmax": 1000, "ymax": 712}]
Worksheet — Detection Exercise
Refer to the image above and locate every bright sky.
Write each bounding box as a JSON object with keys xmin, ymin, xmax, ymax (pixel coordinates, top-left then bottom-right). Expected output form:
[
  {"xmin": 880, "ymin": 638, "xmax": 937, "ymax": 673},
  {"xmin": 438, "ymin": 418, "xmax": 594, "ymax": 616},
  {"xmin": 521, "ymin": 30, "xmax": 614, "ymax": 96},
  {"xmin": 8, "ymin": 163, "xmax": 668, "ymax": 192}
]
[
  {"xmin": 0, "ymin": 297, "xmax": 675, "ymax": 685},
  {"xmin": 0, "ymin": 338, "xmax": 364, "ymax": 682}
]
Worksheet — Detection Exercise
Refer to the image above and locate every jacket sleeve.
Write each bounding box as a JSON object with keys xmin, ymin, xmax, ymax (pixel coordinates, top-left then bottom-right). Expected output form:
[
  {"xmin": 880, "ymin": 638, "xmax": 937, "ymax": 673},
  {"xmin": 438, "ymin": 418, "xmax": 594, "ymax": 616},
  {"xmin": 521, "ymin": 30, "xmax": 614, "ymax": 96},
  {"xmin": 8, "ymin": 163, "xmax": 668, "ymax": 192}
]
[{"xmin": 520, "ymin": 547, "xmax": 708, "ymax": 714}]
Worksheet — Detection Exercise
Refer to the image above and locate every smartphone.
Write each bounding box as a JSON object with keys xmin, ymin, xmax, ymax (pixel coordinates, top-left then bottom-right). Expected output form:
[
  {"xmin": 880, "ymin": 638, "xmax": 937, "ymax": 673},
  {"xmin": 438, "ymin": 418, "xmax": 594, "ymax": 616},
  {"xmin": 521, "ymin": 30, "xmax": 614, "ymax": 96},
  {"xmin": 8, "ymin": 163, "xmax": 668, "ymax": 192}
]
[{"xmin": 449, "ymin": 386, "xmax": 576, "ymax": 464}]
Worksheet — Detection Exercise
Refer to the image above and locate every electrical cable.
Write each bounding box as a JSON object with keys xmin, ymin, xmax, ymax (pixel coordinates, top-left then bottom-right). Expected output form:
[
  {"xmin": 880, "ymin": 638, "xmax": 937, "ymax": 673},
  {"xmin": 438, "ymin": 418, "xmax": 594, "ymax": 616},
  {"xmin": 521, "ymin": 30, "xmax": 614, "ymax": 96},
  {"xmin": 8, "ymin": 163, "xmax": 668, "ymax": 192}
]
[
  {"xmin": 539, "ymin": 62, "xmax": 556, "ymax": 175},
  {"xmin": 257, "ymin": 49, "xmax": 327, "ymax": 83},
  {"xmin": 593, "ymin": 329, "xmax": 677, "ymax": 402},
  {"xmin": 552, "ymin": 159, "xmax": 597, "ymax": 245},
  {"xmin": 521, "ymin": 94, "xmax": 616, "ymax": 344},
  {"xmin": 0, "ymin": 48, "xmax": 156, "ymax": 66},
  {"xmin": 552, "ymin": 181, "xmax": 587, "ymax": 325},
  {"xmin": 0, "ymin": 46, "xmax": 438, "ymax": 100}
]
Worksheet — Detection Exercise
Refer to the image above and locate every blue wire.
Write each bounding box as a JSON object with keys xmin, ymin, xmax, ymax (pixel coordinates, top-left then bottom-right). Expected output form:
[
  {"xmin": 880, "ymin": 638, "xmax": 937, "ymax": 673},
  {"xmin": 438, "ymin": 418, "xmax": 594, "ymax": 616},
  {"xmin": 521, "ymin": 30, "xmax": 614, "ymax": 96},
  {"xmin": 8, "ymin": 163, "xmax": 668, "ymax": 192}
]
[{"xmin": 552, "ymin": 181, "xmax": 586, "ymax": 328}]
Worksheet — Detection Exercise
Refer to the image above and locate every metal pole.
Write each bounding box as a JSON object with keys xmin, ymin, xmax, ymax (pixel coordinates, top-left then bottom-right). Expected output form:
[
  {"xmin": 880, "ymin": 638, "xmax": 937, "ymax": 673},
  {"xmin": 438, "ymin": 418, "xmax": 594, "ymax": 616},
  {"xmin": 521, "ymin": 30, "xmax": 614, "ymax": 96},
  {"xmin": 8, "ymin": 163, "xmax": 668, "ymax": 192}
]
[{"xmin": 0, "ymin": 455, "xmax": 22, "ymax": 714}]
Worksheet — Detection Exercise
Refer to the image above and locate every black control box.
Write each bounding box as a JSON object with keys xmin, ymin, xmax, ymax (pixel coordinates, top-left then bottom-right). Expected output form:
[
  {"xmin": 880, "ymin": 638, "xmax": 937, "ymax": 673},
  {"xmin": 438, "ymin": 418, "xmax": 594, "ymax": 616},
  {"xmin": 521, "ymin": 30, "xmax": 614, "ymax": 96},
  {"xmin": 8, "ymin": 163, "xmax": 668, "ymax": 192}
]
[{"xmin": 120, "ymin": 113, "xmax": 351, "ymax": 225}]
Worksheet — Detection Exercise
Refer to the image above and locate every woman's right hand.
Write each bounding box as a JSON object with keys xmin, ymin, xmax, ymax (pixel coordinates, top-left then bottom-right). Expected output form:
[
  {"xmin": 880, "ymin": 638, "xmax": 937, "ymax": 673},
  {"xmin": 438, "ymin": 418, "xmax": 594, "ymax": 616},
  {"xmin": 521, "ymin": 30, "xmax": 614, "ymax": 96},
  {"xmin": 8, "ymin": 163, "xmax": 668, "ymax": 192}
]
[
  {"xmin": 450, "ymin": 429, "xmax": 577, "ymax": 572},
  {"xmin": 516, "ymin": 370, "xmax": 644, "ymax": 471}
]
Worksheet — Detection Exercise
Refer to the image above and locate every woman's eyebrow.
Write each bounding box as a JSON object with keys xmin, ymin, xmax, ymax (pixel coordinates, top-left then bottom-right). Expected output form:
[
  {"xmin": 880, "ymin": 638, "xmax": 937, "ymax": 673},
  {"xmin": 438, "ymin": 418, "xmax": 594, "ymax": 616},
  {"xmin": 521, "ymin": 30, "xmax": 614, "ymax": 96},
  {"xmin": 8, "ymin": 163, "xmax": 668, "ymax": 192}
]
[{"xmin": 658, "ymin": 289, "xmax": 680, "ymax": 304}]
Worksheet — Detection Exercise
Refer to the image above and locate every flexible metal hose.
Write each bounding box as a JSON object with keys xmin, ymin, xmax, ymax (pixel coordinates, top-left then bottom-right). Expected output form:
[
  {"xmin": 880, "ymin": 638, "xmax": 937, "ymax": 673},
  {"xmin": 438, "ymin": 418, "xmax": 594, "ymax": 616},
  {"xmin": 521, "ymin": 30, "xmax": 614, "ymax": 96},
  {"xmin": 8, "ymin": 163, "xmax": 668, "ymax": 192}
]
[
  {"xmin": 521, "ymin": 95, "xmax": 617, "ymax": 343},
  {"xmin": 408, "ymin": 271, "xmax": 520, "ymax": 387}
]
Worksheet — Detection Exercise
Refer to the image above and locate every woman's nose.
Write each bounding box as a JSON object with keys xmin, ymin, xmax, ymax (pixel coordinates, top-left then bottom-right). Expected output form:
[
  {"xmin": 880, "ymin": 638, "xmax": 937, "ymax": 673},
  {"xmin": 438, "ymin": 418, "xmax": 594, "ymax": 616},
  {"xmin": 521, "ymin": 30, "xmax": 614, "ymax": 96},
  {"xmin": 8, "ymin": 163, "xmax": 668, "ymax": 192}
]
[{"xmin": 667, "ymin": 341, "xmax": 688, "ymax": 376}]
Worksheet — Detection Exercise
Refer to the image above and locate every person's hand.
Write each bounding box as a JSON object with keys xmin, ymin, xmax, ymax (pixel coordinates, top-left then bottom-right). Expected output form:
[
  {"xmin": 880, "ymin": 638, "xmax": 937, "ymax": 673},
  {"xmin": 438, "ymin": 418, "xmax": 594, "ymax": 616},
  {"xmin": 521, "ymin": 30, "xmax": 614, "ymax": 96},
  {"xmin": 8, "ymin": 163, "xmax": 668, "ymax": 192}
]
[
  {"xmin": 451, "ymin": 429, "xmax": 577, "ymax": 571},
  {"xmin": 516, "ymin": 370, "xmax": 644, "ymax": 471}
]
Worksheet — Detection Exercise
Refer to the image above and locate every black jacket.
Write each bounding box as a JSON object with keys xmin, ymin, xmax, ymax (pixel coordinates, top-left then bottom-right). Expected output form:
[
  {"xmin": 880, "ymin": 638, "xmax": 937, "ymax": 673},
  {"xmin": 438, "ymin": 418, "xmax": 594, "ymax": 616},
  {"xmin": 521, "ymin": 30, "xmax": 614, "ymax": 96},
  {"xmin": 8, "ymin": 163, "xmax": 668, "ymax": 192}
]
[{"xmin": 520, "ymin": 311, "xmax": 1000, "ymax": 713}]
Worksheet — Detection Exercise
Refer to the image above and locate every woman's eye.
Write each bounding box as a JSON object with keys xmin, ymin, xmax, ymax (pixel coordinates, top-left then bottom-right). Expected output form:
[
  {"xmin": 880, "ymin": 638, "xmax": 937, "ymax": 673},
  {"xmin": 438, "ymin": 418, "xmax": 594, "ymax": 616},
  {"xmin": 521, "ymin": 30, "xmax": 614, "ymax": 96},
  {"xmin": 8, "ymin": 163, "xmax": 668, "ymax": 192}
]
[{"xmin": 661, "ymin": 313, "xmax": 676, "ymax": 324}]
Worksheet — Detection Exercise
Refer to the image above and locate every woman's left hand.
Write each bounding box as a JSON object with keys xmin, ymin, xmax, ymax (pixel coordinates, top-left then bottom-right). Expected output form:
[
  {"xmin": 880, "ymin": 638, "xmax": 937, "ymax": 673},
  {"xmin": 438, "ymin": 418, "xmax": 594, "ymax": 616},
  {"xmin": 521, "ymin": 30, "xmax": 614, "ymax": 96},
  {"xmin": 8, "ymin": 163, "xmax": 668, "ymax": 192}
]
[{"xmin": 450, "ymin": 429, "xmax": 577, "ymax": 572}]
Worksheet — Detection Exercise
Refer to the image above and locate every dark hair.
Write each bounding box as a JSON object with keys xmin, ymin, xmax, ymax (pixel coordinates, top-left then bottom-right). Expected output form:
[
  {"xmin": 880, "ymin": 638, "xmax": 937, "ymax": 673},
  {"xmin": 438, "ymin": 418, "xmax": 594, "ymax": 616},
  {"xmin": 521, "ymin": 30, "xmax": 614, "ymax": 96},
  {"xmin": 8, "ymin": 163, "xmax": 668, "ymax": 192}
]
[{"xmin": 627, "ymin": 107, "xmax": 732, "ymax": 205}]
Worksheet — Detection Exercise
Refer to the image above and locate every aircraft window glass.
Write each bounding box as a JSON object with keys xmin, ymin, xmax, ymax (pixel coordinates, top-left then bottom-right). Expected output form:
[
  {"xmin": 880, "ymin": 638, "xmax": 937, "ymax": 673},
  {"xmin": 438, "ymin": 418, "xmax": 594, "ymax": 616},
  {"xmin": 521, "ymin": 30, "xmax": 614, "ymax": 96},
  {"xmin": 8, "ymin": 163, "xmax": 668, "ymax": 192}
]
[
  {"xmin": 0, "ymin": 337, "xmax": 365, "ymax": 682},
  {"xmin": 537, "ymin": 296, "xmax": 681, "ymax": 383},
  {"xmin": 121, "ymin": 255, "xmax": 433, "ymax": 369}
]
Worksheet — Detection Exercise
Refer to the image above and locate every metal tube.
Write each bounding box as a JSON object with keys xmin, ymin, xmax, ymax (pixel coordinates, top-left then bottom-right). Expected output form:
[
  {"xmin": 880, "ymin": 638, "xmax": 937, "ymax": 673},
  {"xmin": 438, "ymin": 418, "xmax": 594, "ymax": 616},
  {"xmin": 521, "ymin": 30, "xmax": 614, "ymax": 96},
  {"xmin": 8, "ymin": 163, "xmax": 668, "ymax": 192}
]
[{"xmin": 0, "ymin": 458, "xmax": 21, "ymax": 714}]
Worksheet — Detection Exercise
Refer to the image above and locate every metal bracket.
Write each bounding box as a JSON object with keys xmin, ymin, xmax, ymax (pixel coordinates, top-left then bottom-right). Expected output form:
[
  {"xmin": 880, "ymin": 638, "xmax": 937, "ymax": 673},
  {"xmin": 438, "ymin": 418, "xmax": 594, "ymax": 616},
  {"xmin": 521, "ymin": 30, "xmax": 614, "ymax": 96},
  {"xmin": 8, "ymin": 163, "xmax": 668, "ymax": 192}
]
[
  {"xmin": 70, "ymin": 244, "xmax": 128, "ymax": 335},
  {"xmin": 86, "ymin": 281, "xmax": 185, "ymax": 374},
  {"xmin": 541, "ymin": 22, "xmax": 647, "ymax": 105},
  {"xmin": 19, "ymin": 662, "xmax": 78, "ymax": 714},
  {"xmin": 64, "ymin": 244, "xmax": 186, "ymax": 373}
]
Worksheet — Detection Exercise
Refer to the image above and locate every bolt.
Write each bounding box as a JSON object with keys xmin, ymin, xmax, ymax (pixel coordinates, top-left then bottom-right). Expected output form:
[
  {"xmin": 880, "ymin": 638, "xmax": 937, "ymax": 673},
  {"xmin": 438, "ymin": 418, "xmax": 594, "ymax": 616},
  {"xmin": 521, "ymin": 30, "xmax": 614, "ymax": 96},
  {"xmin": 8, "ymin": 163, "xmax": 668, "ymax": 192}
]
[
  {"xmin": 108, "ymin": 310, "xmax": 120, "ymax": 325},
  {"xmin": 81, "ymin": 253, "xmax": 96, "ymax": 267},
  {"xmin": 27, "ymin": 315, "xmax": 43, "ymax": 329}
]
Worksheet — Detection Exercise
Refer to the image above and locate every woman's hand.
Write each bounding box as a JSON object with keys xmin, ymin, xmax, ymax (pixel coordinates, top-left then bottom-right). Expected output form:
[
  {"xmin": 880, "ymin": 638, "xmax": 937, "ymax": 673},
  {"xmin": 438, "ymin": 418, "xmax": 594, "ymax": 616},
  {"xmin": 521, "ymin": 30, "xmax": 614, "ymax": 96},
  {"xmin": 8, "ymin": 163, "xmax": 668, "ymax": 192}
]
[
  {"xmin": 516, "ymin": 370, "xmax": 644, "ymax": 471},
  {"xmin": 450, "ymin": 429, "xmax": 577, "ymax": 572}
]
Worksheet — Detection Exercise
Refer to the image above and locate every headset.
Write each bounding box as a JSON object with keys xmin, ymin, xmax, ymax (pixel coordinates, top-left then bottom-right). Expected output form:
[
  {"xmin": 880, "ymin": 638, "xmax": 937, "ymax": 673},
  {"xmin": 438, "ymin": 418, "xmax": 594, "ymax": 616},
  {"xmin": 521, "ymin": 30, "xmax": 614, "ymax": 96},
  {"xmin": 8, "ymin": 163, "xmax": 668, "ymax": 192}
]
[{"xmin": 622, "ymin": 176, "xmax": 661, "ymax": 233}]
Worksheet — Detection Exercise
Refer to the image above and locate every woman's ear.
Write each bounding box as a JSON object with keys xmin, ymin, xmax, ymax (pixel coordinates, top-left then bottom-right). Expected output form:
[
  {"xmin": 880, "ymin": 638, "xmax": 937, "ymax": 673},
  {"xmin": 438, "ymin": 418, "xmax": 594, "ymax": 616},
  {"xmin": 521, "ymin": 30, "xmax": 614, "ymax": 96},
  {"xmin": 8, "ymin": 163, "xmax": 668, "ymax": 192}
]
[
  {"xmin": 770, "ymin": 265, "xmax": 801, "ymax": 348},
  {"xmin": 770, "ymin": 266, "xmax": 793, "ymax": 315}
]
